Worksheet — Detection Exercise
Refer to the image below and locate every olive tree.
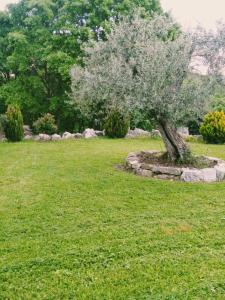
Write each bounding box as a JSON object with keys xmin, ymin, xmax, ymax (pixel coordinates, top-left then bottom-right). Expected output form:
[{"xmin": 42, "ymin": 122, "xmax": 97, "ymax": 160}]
[{"xmin": 71, "ymin": 13, "xmax": 211, "ymax": 162}]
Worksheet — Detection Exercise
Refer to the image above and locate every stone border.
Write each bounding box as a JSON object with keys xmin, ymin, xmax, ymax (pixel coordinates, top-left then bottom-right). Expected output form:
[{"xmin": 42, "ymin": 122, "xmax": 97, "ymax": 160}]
[{"xmin": 126, "ymin": 151, "xmax": 225, "ymax": 182}]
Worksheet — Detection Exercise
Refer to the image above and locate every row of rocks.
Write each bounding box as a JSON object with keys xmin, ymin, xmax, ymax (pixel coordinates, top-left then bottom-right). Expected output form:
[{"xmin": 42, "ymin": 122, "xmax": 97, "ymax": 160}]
[
  {"xmin": 126, "ymin": 151, "xmax": 225, "ymax": 183},
  {"xmin": 23, "ymin": 128, "xmax": 104, "ymax": 141},
  {"xmin": 125, "ymin": 128, "xmax": 161, "ymax": 138}
]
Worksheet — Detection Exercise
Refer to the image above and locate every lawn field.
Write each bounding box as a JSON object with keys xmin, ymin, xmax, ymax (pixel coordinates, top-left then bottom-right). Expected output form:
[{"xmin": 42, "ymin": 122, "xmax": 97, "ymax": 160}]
[{"xmin": 0, "ymin": 138, "xmax": 225, "ymax": 299}]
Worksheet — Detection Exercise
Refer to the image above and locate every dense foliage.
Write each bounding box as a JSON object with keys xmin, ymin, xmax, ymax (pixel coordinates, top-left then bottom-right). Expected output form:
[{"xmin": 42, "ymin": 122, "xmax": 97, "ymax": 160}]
[
  {"xmin": 0, "ymin": 114, "xmax": 7, "ymax": 134},
  {"xmin": 33, "ymin": 113, "xmax": 58, "ymax": 135},
  {"xmin": 200, "ymin": 111, "xmax": 225, "ymax": 144},
  {"xmin": 5, "ymin": 105, "xmax": 24, "ymax": 141},
  {"xmin": 104, "ymin": 107, "xmax": 129, "ymax": 138},
  {"xmin": 0, "ymin": 0, "xmax": 161, "ymax": 131}
]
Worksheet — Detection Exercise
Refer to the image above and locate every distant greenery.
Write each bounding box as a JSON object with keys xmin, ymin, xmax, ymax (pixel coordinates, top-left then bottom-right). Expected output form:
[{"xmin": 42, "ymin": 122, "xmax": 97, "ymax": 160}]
[
  {"xmin": 0, "ymin": 0, "xmax": 161, "ymax": 131},
  {"xmin": 0, "ymin": 138, "xmax": 225, "ymax": 299}
]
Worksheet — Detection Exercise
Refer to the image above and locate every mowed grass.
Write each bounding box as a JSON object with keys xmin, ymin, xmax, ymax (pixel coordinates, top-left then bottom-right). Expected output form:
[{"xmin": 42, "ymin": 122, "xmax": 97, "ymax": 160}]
[{"xmin": 0, "ymin": 138, "xmax": 225, "ymax": 300}]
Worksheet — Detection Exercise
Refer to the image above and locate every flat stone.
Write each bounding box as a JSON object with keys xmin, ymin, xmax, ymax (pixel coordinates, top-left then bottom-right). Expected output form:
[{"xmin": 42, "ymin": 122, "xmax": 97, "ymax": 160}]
[
  {"xmin": 152, "ymin": 165, "xmax": 182, "ymax": 176},
  {"xmin": 154, "ymin": 174, "xmax": 177, "ymax": 180},
  {"xmin": 215, "ymin": 166, "xmax": 225, "ymax": 181},
  {"xmin": 140, "ymin": 163, "xmax": 153, "ymax": 170},
  {"xmin": 181, "ymin": 169, "xmax": 203, "ymax": 182},
  {"xmin": 201, "ymin": 168, "xmax": 217, "ymax": 182},
  {"xmin": 136, "ymin": 169, "xmax": 153, "ymax": 177}
]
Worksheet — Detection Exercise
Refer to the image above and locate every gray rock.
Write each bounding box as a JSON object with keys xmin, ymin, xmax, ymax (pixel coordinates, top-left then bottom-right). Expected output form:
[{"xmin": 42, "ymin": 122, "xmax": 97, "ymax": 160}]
[
  {"xmin": 140, "ymin": 163, "xmax": 153, "ymax": 170},
  {"xmin": 177, "ymin": 127, "xmax": 189, "ymax": 137},
  {"xmin": 181, "ymin": 169, "xmax": 203, "ymax": 182},
  {"xmin": 52, "ymin": 134, "xmax": 61, "ymax": 141},
  {"xmin": 136, "ymin": 169, "xmax": 153, "ymax": 177},
  {"xmin": 152, "ymin": 165, "xmax": 182, "ymax": 176},
  {"xmin": 95, "ymin": 130, "xmax": 104, "ymax": 136},
  {"xmin": 62, "ymin": 132, "xmax": 75, "ymax": 139},
  {"xmin": 151, "ymin": 129, "xmax": 161, "ymax": 137},
  {"xmin": 39, "ymin": 133, "xmax": 51, "ymax": 141},
  {"xmin": 83, "ymin": 128, "xmax": 97, "ymax": 139},
  {"xmin": 215, "ymin": 166, "xmax": 225, "ymax": 181},
  {"xmin": 24, "ymin": 135, "xmax": 33, "ymax": 140},
  {"xmin": 201, "ymin": 168, "xmax": 217, "ymax": 182},
  {"xmin": 154, "ymin": 174, "xmax": 177, "ymax": 180},
  {"xmin": 74, "ymin": 133, "xmax": 83, "ymax": 139},
  {"xmin": 126, "ymin": 128, "xmax": 150, "ymax": 138}
]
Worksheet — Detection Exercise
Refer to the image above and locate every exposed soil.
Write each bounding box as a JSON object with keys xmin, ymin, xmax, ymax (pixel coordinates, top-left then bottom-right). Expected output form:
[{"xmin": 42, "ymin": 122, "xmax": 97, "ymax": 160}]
[{"xmin": 137, "ymin": 151, "xmax": 216, "ymax": 169}]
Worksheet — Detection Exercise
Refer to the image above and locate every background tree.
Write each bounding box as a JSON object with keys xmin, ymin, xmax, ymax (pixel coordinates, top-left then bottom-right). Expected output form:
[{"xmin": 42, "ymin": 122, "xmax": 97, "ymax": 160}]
[
  {"xmin": 0, "ymin": 0, "xmax": 161, "ymax": 131},
  {"xmin": 71, "ymin": 13, "xmax": 211, "ymax": 161}
]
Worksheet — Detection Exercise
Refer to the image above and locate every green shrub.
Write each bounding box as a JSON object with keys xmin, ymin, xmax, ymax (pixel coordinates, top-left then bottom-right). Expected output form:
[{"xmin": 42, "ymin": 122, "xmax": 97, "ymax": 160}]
[
  {"xmin": 5, "ymin": 105, "xmax": 24, "ymax": 142},
  {"xmin": 0, "ymin": 114, "xmax": 7, "ymax": 134},
  {"xmin": 200, "ymin": 111, "xmax": 225, "ymax": 144},
  {"xmin": 33, "ymin": 113, "xmax": 58, "ymax": 135},
  {"xmin": 104, "ymin": 108, "xmax": 130, "ymax": 138}
]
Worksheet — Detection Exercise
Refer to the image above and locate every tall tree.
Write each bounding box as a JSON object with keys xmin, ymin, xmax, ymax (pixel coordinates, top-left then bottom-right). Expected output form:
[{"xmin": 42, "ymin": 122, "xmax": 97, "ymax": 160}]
[{"xmin": 71, "ymin": 13, "xmax": 211, "ymax": 161}]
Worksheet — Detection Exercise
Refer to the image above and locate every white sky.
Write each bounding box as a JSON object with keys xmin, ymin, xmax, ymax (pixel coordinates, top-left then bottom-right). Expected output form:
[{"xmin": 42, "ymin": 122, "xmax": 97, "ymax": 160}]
[
  {"xmin": 161, "ymin": 0, "xmax": 225, "ymax": 30},
  {"xmin": 1, "ymin": 0, "xmax": 225, "ymax": 30}
]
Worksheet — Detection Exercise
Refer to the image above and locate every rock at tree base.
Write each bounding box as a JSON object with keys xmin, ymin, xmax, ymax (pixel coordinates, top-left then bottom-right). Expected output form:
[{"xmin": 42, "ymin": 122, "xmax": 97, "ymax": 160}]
[{"xmin": 126, "ymin": 150, "xmax": 225, "ymax": 183}]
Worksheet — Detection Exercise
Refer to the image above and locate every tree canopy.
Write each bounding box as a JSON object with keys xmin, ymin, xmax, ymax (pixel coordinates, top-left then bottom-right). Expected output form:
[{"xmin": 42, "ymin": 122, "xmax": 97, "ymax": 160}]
[
  {"xmin": 71, "ymin": 13, "xmax": 212, "ymax": 161},
  {"xmin": 0, "ymin": 0, "xmax": 161, "ymax": 130}
]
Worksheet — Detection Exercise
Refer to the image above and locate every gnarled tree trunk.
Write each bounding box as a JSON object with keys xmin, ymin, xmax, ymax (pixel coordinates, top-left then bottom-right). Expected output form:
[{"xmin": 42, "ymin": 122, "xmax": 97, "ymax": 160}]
[{"xmin": 158, "ymin": 119, "xmax": 190, "ymax": 162}]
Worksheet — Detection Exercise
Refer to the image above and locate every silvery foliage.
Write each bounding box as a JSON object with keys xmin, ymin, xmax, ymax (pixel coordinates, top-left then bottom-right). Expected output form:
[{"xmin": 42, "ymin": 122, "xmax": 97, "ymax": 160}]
[
  {"xmin": 71, "ymin": 13, "xmax": 212, "ymax": 124},
  {"xmin": 194, "ymin": 22, "xmax": 225, "ymax": 79}
]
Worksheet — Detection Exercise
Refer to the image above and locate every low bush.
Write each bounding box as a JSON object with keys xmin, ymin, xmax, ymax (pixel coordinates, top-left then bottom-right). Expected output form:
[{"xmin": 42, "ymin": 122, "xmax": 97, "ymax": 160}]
[
  {"xmin": 5, "ymin": 105, "xmax": 24, "ymax": 142},
  {"xmin": 104, "ymin": 108, "xmax": 129, "ymax": 138},
  {"xmin": 0, "ymin": 114, "xmax": 7, "ymax": 134},
  {"xmin": 33, "ymin": 113, "xmax": 58, "ymax": 135},
  {"xmin": 200, "ymin": 111, "xmax": 225, "ymax": 144}
]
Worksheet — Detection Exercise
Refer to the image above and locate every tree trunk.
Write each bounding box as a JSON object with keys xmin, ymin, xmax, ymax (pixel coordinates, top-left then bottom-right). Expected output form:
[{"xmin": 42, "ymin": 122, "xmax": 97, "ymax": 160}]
[{"xmin": 158, "ymin": 120, "xmax": 190, "ymax": 162}]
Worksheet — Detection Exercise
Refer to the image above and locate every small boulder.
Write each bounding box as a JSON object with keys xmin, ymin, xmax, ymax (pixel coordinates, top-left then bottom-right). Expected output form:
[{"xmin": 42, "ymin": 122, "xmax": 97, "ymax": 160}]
[
  {"xmin": 39, "ymin": 133, "xmax": 51, "ymax": 141},
  {"xmin": 83, "ymin": 128, "xmax": 97, "ymax": 139},
  {"xmin": 215, "ymin": 166, "xmax": 225, "ymax": 181},
  {"xmin": 52, "ymin": 134, "xmax": 61, "ymax": 141},
  {"xmin": 152, "ymin": 166, "xmax": 182, "ymax": 176},
  {"xmin": 201, "ymin": 168, "xmax": 217, "ymax": 182},
  {"xmin": 62, "ymin": 132, "xmax": 75, "ymax": 139},
  {"xmin": 177, "ymin": 127, "xmax": 189, "ymax": 137},
  {"xmin": 126, "ymin": 128, "xmax": 150, "ymax": 138},
  {"xmin": 181, "ymin": 169, "xmax": 203, "ymax": 182},
  {"xmin": 95, "ymin": 130, "xmax": 104, "ymax": 137},
  {"xmin": 1, "ymin": 137, "xmax": 7, "ymax": 142},
  {"xmin": 151, "ymin": 129, "xmax": 161, "ymax": 138},
  {"xmin": 74, "ymin": 133, "xmax": 83, "ymax": 139},
  {"xmin": 24, "ymin": 135, "xmax": 33, "ymax": 141}
]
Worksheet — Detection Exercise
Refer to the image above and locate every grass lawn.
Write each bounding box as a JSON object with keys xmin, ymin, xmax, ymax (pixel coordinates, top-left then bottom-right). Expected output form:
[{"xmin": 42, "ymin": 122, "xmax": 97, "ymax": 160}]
[{"xmin": 0, "ymin": 137, "xmax": 224, "ymax": 299}]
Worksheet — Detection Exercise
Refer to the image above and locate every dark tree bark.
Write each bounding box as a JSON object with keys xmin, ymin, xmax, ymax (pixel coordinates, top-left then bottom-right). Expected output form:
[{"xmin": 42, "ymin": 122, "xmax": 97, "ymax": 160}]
[{"xmin": 158, "ymin": 119, "xmax": 191, "ymax": 162}]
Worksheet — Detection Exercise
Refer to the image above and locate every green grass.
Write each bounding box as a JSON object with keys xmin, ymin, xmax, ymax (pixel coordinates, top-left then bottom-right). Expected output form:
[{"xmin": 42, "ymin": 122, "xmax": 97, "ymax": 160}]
[{"xmin": 0, "ymin": 138, "xmax": 225, "ymax": 299}]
